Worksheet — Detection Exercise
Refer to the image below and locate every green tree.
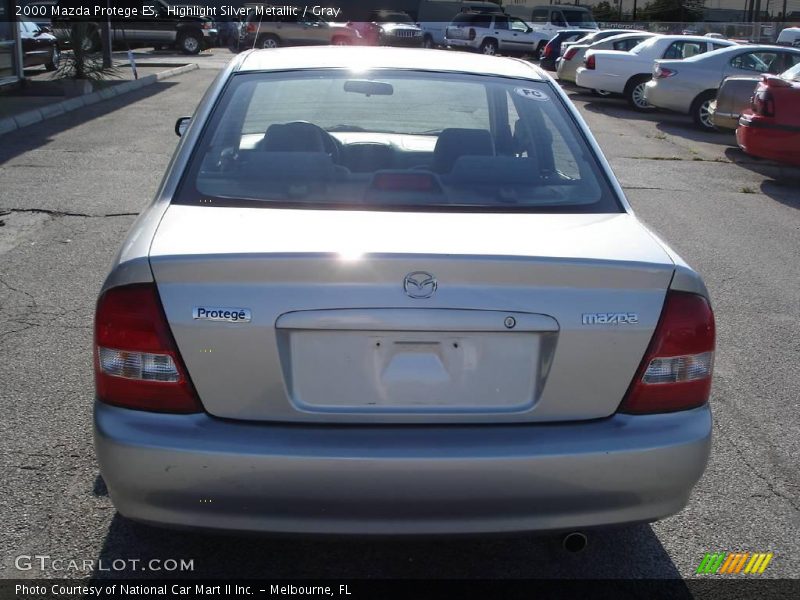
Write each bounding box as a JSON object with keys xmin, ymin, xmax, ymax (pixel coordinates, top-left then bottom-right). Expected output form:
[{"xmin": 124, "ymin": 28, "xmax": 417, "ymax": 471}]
[
  {"xmin": 592, "ymin": 1, "xmax": 618, "ymax": 21},
  {"xmin": 641, "ymin": 0, "xmax": 705, "ymax": 22}
]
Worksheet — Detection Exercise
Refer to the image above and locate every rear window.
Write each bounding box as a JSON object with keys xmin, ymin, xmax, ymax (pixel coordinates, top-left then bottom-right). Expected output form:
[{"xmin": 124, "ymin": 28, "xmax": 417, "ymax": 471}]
[{"xmin": 176, "ymin": 70, "xmax": 620, "ymax": 213}]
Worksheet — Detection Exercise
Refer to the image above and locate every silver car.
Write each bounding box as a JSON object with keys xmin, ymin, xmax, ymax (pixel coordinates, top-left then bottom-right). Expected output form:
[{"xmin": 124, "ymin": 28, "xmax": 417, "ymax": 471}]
[
  {"xmin": 94, "ymin": 47, "xmax": 715, "ymax": 536},
  {"xmin": 645, "ymin": 44, "xmax": 800, "ymax": 130}
]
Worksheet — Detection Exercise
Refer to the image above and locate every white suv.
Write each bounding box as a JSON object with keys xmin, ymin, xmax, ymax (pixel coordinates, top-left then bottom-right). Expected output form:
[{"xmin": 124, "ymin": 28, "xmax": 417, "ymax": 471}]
[{"xmin": 444, "ymin": 12, "xmax": 538, "ymax": 56}]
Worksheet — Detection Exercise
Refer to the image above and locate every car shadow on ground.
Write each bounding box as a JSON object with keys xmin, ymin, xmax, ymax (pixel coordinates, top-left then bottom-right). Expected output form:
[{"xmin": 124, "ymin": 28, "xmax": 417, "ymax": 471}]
[
  {"xmin": 0, "ymin": 81, "xmax": 177, "ymax": 167},
  {"xmin": 723, "ymin": 148, "xmax": 800, "ymax": 210},
  {"xmin": 654, "ymin": 122, "xmax": 734, "ymax": 148},
  {"xmin": 91, "ymin": 498, "xmax": 687, "ymax": 580}
]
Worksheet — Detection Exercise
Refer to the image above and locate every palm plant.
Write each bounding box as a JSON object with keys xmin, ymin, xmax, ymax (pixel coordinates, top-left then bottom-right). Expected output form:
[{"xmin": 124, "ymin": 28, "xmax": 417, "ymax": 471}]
[{"xmin": 55, "ymin": 22, "xmax": 120, "ymax": 82}]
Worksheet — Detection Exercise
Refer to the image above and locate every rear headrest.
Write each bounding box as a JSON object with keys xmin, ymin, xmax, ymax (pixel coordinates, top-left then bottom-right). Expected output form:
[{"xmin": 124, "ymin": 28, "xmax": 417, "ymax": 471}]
[
  {"xmin": 433, "ymin": 128, "xmax": 495, "ymax": 173},
  {"xmin": 260, "ymin": 122, "xmax": 325, "ymax": 153}
]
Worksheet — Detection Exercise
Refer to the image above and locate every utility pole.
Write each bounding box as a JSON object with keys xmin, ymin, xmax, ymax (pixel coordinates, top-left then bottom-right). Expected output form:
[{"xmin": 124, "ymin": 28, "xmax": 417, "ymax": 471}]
[
  {"xmin": 632, "ymin": 0, "xmax": 637, "ymax": 21},
  {"xmin": 101, "ymin": 1, "xmax": 112, "ymax": 69},
  {"xmin": 782, "ymin": 0, "xmax": 787, "ymax": 21}
]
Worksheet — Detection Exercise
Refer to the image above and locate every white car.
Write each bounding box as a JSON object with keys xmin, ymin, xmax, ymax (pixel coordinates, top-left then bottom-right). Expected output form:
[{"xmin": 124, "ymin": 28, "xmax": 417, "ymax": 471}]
[
  {"xmin": 575, "ymin": 35, "xmax": 736, "ymax": 109},
  {"xmin": 444, "ymin": 12, "xmax": 538, "ymax": 56},
  {"xmin": 556, "ymin": 32, "xmax": 656, "ymax": 86}
]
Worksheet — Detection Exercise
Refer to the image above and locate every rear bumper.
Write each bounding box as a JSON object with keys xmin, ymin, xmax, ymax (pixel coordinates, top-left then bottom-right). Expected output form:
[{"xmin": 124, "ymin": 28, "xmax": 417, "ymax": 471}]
[
  {"xmin": 644, "ymin": 80, "xmax": 687, "ymax": 113},
  {"xmin": 736, "ymin": 116, "xmax": 800, "ymax": 167},
  {"xmin": 574, "ymin": 68, "xmax": 620, "ymax": 93},
  {"xmin": 95, "ymin": 402, "xmax": 712, "ymax": 535}
]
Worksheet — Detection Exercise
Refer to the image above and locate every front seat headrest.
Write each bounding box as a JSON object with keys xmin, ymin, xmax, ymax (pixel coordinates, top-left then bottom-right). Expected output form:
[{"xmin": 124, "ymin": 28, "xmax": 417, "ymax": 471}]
[{"xmin": 432, "ymin": 128, "xmax": 495, "ymax": 173}]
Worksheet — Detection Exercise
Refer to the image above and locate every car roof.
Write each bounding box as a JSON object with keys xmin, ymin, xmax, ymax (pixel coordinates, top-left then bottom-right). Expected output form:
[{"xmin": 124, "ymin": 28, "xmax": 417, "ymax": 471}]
[{"xmin": 237, "ymin": 46, "xmax": 545, "ymax": 80}]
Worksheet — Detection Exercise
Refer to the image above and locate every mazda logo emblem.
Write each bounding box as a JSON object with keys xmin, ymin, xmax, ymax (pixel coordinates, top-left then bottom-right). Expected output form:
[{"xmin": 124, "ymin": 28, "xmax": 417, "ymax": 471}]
[{"xmin": 403, "ymin": 271, "xmax": 437, "ymax": 299}]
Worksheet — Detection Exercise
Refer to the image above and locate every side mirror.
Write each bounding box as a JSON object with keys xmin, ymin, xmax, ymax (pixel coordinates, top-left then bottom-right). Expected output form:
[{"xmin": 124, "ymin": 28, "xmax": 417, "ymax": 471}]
[
  {"xmin": 175, "ymin": 116, "xmax": 191, "ymax": 137},
  {"xmin": 527, "ymin": 26, "xmax": 533, "ymax": 33}
]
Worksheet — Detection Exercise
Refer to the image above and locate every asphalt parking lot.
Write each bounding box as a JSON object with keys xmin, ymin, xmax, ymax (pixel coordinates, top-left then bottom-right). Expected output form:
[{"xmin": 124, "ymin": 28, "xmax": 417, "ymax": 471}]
[{"xmin": 1, "ymin": 48, "xmax": 799, "ymax": 581}]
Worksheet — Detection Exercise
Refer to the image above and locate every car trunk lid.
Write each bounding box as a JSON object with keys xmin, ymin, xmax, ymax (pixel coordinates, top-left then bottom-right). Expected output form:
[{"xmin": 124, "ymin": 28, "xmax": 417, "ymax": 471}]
[{"xmin": 149, "ymin": 205, "xmax": 675, "ymax": 423}]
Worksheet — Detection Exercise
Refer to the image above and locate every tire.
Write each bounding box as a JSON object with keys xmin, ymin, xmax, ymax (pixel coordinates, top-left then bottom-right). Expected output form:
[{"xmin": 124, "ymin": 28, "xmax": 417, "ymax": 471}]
[
  {"xmin": 45, "ymin": 46, "xmax": 59, "ymax": 71},
  {"xmin": 178, "ymin": 31, "xmax": 203, "ymax": 55},
  {"xmin": 591, "ymin": 89, "xmax": 612, "ymax": 97},
  {"xmin": 259, "ymin": 34, "xmax": 279, "ymax": 49},
  {"xmin": 624, "ymin": 75, "xmax": 652, "ymax": 111},
  {"xmin": 422, "ymin": 35, "xmax": 434, "ymax": 49},
  {"xmin": 534, "ymin": 41, "xmax": 546, "ymax": 60},
  {"xmin": 480, "ymin": 38, "xmax": 498, "ymax": 56},
  {"xmin": 691, "ymin": 90, "xmax": 718, "ymax": 132},
  {"xmin": 331, "ymin": 36, "xmax": 350, "ymax": 46}
]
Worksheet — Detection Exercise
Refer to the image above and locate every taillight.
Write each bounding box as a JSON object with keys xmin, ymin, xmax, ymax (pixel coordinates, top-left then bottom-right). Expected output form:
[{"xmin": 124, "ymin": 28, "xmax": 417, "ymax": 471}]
[
  {"xmin": 654, "ymin": 65, "xmax": 677, "ymax": 78},
  {"xmin": 584, "ymin": 53, "xmax": 595, "ymax": 69},
  {"xmin": 94, "ymin": 283, "xmax": 201, "ymax": 413},
  {"xmin": 619, "ymin": 291, "xmax": 715, "ymax": 414},
  {"xmin": 751, "ymin": 86, "xmax": 775, "ymax": 117},
  {"xmin": 202, "ymin": 22, "xmax": 213, "ymax": 30},
  {"xmin": 246, "ymin": 22, "xmax": 257, "ymax": 34},
  {"xmin": 542, "ymin": 42, "xmax": 553, "ymax": 58},
  {"xmin": 468, "ymin": 28, "xmax": 476, "ymax": 40},
  {"xmin": 563, "ymin": 46, "xmax": 579, "ymax": 61}
]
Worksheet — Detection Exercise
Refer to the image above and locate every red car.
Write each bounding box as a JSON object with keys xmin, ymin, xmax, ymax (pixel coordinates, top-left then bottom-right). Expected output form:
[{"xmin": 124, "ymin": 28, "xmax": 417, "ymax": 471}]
[{"xmin": 736, "ymin": 62, "xmax": 800, "ymax": 167}]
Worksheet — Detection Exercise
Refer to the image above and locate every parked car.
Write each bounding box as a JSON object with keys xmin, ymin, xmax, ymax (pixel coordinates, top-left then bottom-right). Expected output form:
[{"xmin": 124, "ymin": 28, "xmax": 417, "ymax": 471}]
[
  {"xmin": 95, "ymin": 46, "xmax": 715, "ymax": 537},
  {"xmin": 776, "ymin": 26, "xmax": 800, "ymax": 47},
  {"xmin": 645, "ymin": 45, "xmax": 800, "ymax": 130},
  {"xmin": 52, "ymin": 0, "xmax": 217, "ymax": 54},
  {"xmin": 576, "ymin": 35, "xmax": 736, "ymax": 109},
  {"xmin": 417, "ymin": 0, "xmax": 504, "ymax": 49},
  {"xmin": 505, "ymin": 3, "xmax": 597, "ymax": 57},
  {"xmin": 19, "ymin": 19, "xmax": 59, "ymax": 71},
  {"xmin": 242, "ymin": 11, "xmax": 361, "ymax": 49},
  {"xmin": 557, "ymin": 32, "xmax": 656, "ymax": 86},
  {"xmin": 736, "ymin": 64, "xmax": 800, "ymax": 166},
  {"xmin": 539, "ymin": 30, "xmax": 590, "ymax": 71},
  {"xmin": 350, "ymin": 11, "xmax": 423, "ymax": 47},
  {"xmin": 444, "ymin": 12, "xmax": 538, "ymax": 56},
  {"xmin": 709, "ymin": 76, "xmax": 762, "ymax": 131},
  {"xmin": 558, "ymin": 28, "xmax": 640, "ymax": 58}
]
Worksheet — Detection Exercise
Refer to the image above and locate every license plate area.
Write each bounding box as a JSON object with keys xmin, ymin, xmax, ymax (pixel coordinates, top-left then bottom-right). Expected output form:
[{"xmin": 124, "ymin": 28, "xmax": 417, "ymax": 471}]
[{"xmin": 276, "ymin": 309, "xmax": 558, "ymax": 414}]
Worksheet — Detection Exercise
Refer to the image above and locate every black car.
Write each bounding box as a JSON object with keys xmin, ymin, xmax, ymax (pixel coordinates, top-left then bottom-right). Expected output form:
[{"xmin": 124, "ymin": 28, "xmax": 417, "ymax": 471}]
[
  {"xmin": 539, "ymin": 29, "xmax": 589, "ymax": 71},
  {"xmin": 19, "ymin": 19, "xmax": 59, "ymax": 71},
  {"xmin": 50, "ymin": 0, "xmax": 217, "ymax": 55}
]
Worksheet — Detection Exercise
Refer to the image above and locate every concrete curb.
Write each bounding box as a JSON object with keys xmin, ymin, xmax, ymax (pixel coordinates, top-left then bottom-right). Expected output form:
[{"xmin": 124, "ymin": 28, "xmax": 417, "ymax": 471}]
[{"xmin": 0, "ymin": 63, "xmax": 198, "ymax": 137}]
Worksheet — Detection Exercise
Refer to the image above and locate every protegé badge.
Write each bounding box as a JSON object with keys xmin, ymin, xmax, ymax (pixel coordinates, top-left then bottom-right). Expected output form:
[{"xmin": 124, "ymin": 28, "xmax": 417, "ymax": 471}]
[{"xmin": 193, "ymin": 307, "xmax": 251, "ymax": 323}]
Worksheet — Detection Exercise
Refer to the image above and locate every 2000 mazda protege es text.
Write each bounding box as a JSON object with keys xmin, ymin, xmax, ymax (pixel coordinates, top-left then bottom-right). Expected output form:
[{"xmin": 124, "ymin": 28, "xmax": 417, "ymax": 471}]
[{"xmin": 94, "ymin": 47, "xmax": 715, "ymax": 537}]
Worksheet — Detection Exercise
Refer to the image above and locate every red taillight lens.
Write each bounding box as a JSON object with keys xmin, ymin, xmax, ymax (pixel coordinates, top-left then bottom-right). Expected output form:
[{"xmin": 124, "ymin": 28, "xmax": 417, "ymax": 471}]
[
  {"xmin": 619, "ymin": 291, "xmax": 715, "ymax": 414},
  {"xmin": 543, "ymin": 42, "xmax": 553, "ymax": 58},
  {"xmin": 654, "ymin": 66, "xmax": 677, "ymax": 78},
  {"xmin": 246, "ymin": 22, "xmax": 257, "ymax": 34},
  {"xmin": 95, "ymin": 283, "xmax": 201, "ymax": 413},
  {"xmin": 468, "ymin": 28, "xmax": 476, "ymax": 40},
  {"xmin": 563, "ymin": 47, "xmax": 578, "ymax": 61},
  {"xmin": 584, "ymin": 53, "xmax": 595, "ymax": 69}
]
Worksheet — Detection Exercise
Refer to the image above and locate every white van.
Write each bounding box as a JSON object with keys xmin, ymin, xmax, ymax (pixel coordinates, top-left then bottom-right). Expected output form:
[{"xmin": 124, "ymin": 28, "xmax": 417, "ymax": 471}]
[
  {"xmin": 504, "ymin": 3, "xmax": 597, "ymax": 54},
  {"xmin": 417, "ymin": 0, "xmax": 505, "ymax": 48},
  {"xmin": 776, "ymin": 27, "xmax": 800, "ymax": 47}
]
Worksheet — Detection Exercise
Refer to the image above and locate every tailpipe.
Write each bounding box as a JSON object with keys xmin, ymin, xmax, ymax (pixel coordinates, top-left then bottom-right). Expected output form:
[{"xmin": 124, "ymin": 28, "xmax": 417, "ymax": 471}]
[{"xmin": 562, "ymin": 531, "xmax": 588, "ymax": 553}]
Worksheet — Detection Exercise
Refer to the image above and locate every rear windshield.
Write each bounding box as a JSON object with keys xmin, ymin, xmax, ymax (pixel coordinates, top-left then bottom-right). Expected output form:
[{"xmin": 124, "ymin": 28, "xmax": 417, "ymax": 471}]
[{"xmin": 176, "ymin": 70, "xmax": 620, "ymax": 213}]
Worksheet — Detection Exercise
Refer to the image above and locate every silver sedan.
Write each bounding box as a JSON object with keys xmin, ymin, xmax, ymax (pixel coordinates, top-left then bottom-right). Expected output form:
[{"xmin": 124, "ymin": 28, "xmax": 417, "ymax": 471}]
[
  {"xmin": 94, "ymin": 47, "xmax": 715, "ymax": 536},
  {"xmin": 645, "ymin": 44, "xmax": 800, "ymax": 130}
]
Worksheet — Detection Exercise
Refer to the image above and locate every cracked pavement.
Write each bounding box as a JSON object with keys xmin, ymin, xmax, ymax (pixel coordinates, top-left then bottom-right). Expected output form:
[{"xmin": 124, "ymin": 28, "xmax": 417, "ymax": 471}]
[{"xmin": 1, "ymin": 52, "xmax": 799, "ymax": 580}]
